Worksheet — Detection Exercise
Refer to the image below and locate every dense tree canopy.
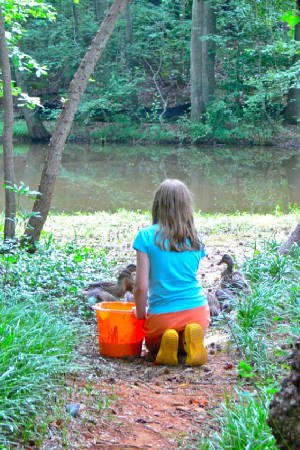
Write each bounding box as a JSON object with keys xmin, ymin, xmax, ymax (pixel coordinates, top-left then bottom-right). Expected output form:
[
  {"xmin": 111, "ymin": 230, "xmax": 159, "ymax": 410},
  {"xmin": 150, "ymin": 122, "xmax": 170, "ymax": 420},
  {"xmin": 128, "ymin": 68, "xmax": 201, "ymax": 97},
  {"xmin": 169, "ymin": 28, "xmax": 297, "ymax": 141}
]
[
  {"xmin": 1, "ymin": 0, "xmax": 297, "ymax": 134},
  {"xmin": 3, "ymin": 0, "xmax": 299, "ymax": 134}
]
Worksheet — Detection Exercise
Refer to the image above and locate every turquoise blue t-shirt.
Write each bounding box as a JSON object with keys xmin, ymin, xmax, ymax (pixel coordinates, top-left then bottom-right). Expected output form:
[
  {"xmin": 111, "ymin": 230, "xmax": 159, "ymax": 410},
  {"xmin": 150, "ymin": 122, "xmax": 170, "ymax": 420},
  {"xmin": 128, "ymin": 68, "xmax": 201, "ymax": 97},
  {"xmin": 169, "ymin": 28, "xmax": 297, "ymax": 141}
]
[{"xmin": 133, "ymin": 224, "xmax": 207, "ymax": 314}]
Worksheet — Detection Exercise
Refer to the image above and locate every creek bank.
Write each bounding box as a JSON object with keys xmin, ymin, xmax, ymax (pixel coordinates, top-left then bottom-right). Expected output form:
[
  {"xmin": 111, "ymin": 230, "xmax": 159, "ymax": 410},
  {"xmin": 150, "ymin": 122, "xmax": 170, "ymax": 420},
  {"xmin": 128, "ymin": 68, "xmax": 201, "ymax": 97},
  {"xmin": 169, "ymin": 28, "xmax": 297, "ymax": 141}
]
[{"xmin": 2, "ymin": 120, "xmax": 299, "ymax": 147}]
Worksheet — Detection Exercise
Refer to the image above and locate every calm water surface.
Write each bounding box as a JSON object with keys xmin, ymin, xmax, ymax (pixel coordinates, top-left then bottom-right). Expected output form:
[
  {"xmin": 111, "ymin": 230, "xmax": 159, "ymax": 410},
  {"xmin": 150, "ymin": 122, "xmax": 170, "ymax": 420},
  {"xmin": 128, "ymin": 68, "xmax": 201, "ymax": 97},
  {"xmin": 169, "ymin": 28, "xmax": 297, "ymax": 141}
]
[{"xmin": 1, "ymin": 143, "xmax": 299, "ymax": 214}]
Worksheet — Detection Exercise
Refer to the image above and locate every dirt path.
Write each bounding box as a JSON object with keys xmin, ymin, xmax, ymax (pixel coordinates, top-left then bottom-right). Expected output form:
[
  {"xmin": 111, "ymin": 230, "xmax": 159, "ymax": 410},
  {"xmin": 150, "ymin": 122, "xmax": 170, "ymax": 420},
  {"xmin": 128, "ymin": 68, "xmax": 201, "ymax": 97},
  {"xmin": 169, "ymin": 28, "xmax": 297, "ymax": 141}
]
[{"xmin": 42, "ymin": 326, "xmax": 237, "ymax": 450}]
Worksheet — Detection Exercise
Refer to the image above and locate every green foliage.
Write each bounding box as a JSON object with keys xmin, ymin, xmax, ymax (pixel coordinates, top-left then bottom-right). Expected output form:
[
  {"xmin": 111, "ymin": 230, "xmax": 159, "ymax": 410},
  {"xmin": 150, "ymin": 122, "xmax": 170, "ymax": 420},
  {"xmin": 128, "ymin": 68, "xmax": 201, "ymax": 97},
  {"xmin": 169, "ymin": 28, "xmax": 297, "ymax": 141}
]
[
  {"xmin": 0, "ymin": 233, "xmax": 114, "ymax": 447},
  {"xmin": 223, "ymin": 241, "xmax": 300, "ymax": 377},
  {"xmin": 3, "ymin": 0, "xmax": 297, "ymax": 143},
  {"xmin": 0, "ymin": 296, "xmax": 83, "ymax": 442},
  {"xmin": 1, "ymin": 0, "xmax": 299, "ymax": 142}
]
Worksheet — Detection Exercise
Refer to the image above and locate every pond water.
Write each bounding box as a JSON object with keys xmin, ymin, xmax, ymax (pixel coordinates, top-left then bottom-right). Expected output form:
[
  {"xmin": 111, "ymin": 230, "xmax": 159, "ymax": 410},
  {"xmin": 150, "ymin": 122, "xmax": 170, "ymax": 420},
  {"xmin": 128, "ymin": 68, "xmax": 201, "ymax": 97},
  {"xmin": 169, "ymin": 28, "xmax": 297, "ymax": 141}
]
[{"xmin": 1, "ymin": 143, "xmax": 299, "ymax": 214}]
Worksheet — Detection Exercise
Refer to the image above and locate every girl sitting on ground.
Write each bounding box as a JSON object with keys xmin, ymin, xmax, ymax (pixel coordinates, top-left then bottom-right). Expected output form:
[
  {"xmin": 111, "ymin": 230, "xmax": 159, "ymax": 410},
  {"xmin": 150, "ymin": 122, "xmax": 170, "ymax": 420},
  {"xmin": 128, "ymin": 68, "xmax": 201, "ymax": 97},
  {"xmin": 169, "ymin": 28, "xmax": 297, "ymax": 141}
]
[{"xmin": 133, "ymin": 178, "xmax": 210, "ymax": 365}]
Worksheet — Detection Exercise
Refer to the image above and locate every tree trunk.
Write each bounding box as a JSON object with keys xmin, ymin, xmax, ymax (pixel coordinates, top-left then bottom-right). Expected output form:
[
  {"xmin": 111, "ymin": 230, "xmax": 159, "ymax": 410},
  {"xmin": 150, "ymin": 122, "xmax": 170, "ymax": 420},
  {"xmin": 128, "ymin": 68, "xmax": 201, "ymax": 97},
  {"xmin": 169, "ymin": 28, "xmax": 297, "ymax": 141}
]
[
  {"xmin": 14, "ymin": 69, "xmax": 51, "ymax": 142},
  {"xmin": 72, "ymin": 2, "xmax": 80, "ymax": 41},
  {"xmin": 267, "ymin": 338, "xmax": 300, "ymax": 450},
  {"xmin": 24, "ymin": 0, "xmax": 130, "ymax": 245},
  {"xmin": 125, "ymin": 3, "xmax": 132, "ymax": 44},
  {"xmin": 94, "ymin": 0, "xmax": 107, "ymax": 21},
  {"xmin": 125, "ymin": 3, "xmax": 133, "ymax": 71},
  {"xmin": 284, "ymin": 22, "xmax": 300, "ymax": 124},
  {"xmin": 278, "ymin": 222, "xmax": 300, "ymax": 255},
  {"xmin": 190, "ymin": 0, "xmax": 216, "ymax": 121},
  {"xmin": 0, "ymin": 5, "xmax": 16, "ymax": 241},
  {"xmin": 180, "ymin": 0, "xmax": 185, "ymax": 20}
]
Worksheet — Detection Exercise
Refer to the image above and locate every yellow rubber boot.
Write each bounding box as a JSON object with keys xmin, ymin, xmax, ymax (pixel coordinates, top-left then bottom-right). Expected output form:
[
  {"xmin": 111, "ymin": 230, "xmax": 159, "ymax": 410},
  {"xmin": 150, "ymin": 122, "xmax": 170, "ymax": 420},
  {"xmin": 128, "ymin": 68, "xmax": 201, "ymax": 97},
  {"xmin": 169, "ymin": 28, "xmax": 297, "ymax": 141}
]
[
  {"xmin": 155, "ymin": 329, "xmax": 179, "ymax": 365},
  {"xmin": 184, "ymin": 323, "xmax": 207, "ymax": 366}
]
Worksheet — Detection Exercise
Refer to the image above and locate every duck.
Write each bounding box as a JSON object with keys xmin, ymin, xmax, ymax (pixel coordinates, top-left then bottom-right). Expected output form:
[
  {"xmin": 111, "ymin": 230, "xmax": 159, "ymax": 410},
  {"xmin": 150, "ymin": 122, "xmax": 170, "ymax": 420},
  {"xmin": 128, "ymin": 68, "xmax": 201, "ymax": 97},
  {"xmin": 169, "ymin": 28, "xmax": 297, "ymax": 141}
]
[
  {"xmin": 83, "ymin": 264, "xmax": 136, "ymax": 302},
  {"xmin": 217, "ymin": 254, "xmax": 250, "ymax": 292}
]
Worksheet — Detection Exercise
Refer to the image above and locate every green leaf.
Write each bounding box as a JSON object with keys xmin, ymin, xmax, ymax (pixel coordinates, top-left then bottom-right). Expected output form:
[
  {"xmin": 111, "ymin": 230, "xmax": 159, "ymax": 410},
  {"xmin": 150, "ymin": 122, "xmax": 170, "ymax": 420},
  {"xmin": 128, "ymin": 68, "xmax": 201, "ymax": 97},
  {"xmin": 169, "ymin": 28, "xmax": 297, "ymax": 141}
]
[
  {"xmin": 238, "ymin": 360, "xmax": 254, "ymax": 378},
  {"xmin": 281, "ymin": 13, "xmax": 300, "ymax": 27}
]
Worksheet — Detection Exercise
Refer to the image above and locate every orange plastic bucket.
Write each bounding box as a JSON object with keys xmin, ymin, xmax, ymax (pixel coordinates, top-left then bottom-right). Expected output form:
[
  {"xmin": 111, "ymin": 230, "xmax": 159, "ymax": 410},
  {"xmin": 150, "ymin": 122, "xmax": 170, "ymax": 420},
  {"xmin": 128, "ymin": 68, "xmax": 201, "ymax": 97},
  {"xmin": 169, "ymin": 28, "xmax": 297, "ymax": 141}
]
[{"xmin": 95, "ymin": 302, "xmax": 145, "ymax": 358}]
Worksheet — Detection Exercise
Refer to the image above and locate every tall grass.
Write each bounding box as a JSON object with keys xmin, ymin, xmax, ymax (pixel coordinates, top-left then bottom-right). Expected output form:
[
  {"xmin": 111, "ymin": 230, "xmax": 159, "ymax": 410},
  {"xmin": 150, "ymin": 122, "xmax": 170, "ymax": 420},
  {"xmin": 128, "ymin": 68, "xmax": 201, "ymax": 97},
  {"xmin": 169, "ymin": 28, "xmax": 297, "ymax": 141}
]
[
  {"xmin": 0, "ymin": 238, "xmax": 111, "ymax": 448},
  {"xmin": 0, "ymin": 296, "xmax": 82, "ymax": 445},
  {"xmin": 193, "ymin": 240, "xmax": 300, "ymax": 450}
]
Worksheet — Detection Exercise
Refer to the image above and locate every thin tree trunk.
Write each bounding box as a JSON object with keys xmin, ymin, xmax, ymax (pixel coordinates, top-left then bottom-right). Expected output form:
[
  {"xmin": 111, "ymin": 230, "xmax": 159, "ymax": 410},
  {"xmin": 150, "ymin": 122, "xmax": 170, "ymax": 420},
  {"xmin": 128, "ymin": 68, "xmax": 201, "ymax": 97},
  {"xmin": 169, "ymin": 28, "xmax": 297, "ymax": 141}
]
[
  {"xmin": 125, "ymin": 3, "xmax": 132, "ymax": 43},
  {"xmin": 72, "ymin": 2, "xmax": 80, "ymax": 41},
  {"xmin": 24, "ymin": 0, "xmax": 130, "ymax": 244},
  {"xmin": 14, "ymin": 69, "xmax": 51, "ymax": 142},
  {"xmin": 278, "ymin": 222, "xmax": 300, "ymax": 255},
  {"xmin": 191, "ymin": 0, "xmax": 216, "ymax": 121},
  {"xmin": 0, "ymin": 5, "xmax": 16, "ymax": 241},
  {"xmin": 125, "ymin": 3, "xmax": 133, "ymax": 70},
  {"xmin": 284, "ymin": 22, "xmax": 300, "ymax": 124},
  {"xmin": 180, "ymin": 0, "xmax": 185, "ymax": 20},
  {"xmin": 94, "ymin": 0, "xmax": 107, "ymax": 21}
]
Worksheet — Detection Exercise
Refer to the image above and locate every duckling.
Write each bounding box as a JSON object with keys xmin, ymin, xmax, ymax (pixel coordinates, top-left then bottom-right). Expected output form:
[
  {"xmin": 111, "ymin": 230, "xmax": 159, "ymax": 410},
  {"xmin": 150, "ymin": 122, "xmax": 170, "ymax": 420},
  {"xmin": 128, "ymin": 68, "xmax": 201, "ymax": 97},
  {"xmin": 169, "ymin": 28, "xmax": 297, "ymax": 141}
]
[
  {"xmin": 206, "ymin": 291, "xmax": 221, "ymax": 317},
  {"xmin": 215, "ymin": 287, "xmax": 236, "ymax": 312},
  {"xmin": 83, "ymin": 264, "xmax": 136, "ymax": 302},
  {"xmin": 217, "ymin": 254, "xmax": 249, "ymax": 292}
]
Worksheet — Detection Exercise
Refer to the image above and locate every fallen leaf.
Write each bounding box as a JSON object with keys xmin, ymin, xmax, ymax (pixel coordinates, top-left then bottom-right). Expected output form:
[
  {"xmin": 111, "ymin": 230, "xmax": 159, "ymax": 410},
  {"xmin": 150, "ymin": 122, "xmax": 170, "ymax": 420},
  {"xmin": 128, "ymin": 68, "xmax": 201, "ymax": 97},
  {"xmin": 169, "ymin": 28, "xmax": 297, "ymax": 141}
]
[
  {"xmin": 56, "ymin": 419, "xmax": 62, "ymax": 427},
  {"xmin": 224, "ymin": 363, "xmax": 233, "ymax": 370},
  {"xmin": 189, "ymin": 398, "xmax": 208, "ymax": 407}
]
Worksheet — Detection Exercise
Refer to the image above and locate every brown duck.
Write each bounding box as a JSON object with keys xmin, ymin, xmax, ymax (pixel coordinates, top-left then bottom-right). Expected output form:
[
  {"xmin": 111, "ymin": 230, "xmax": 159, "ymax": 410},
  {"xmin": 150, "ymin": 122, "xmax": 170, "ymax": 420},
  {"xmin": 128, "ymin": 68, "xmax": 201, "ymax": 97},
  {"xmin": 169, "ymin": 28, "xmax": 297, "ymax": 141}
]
[
  {"xmin": 83, "ymin": 264, "xmax": 136, "ymax": 302},
  {"xmin": 217, "ymin": 254, "xmax": 249, "ymax": 292}
]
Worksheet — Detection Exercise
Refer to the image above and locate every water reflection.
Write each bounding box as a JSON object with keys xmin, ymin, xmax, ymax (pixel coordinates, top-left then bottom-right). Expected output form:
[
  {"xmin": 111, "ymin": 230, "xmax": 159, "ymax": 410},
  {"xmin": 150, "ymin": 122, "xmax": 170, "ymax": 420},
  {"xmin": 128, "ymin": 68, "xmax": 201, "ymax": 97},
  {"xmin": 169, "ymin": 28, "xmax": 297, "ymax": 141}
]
[{"xmin": 0, "ymin": 143, "xmax": 299, "ymax": 213}]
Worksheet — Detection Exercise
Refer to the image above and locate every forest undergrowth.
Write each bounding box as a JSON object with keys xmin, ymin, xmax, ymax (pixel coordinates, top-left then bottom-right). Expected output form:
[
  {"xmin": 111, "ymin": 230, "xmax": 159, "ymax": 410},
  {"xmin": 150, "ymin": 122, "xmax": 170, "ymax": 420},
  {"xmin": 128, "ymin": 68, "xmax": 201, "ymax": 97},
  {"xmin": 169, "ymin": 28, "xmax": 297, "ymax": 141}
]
[{"xmin": 0, "ymin": 211, "xmax": 299, "ymax": 449}]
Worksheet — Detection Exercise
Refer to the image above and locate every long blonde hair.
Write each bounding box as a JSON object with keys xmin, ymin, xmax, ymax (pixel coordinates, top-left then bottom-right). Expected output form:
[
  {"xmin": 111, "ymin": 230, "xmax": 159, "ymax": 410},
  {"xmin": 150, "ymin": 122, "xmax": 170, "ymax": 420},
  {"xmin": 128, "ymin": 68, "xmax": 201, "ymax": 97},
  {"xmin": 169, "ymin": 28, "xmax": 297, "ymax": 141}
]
[{"xmin": 152, "ymin": 179, "xmax": 201, "ymax": 252}]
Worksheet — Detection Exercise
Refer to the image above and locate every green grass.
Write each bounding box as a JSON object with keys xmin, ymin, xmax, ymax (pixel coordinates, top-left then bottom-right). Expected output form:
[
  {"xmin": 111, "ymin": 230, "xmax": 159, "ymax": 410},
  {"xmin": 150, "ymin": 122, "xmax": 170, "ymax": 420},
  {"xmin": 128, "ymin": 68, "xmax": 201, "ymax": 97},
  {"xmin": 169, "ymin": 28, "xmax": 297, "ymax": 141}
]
[
  {"xmin": 89, "ymin": 122, "xmax": 179, "ymax": 144},
  {"xmin": 0, "ymin": 297, "xmax": 82, "ymax": 446},
  {"xmin": 197, "ymin": 390, "xmax": 278, "ymax": 450}
]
